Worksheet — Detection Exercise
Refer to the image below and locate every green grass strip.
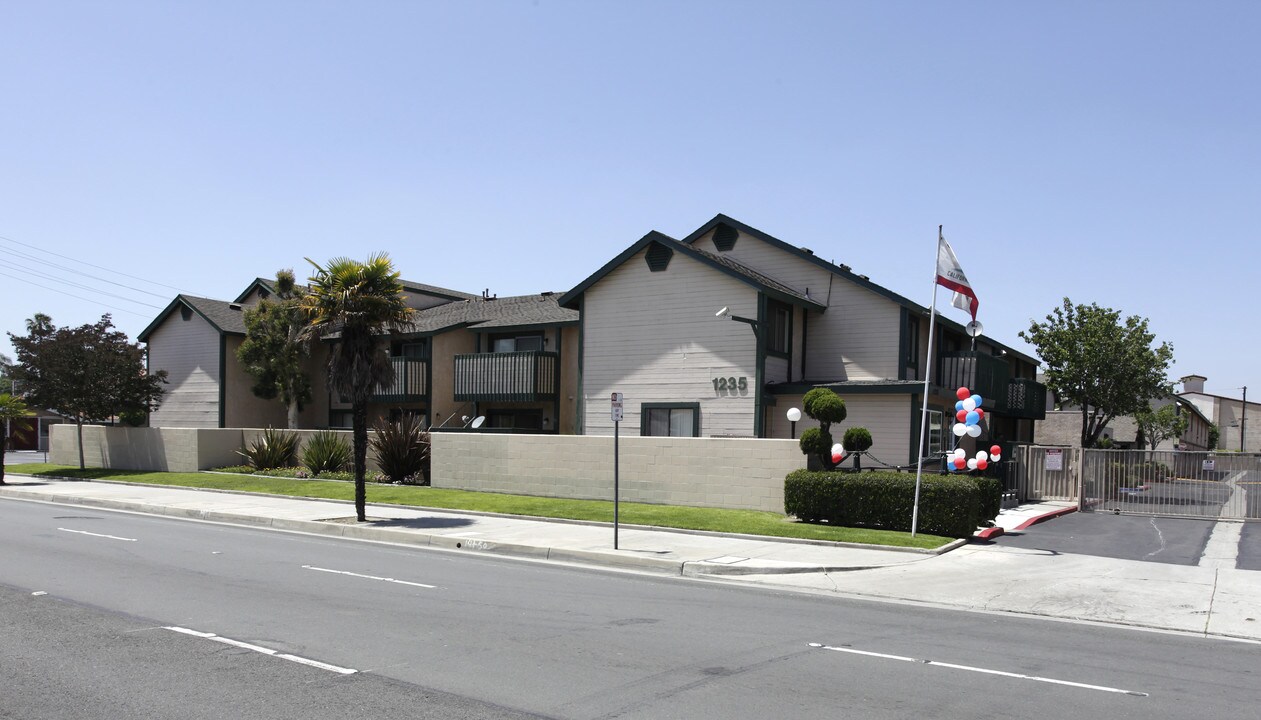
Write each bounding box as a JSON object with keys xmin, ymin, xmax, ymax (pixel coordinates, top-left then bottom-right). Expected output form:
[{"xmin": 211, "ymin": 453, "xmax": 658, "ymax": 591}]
[{"xmin": 10, "ymin": 464, "xmax": 954, "ymax": 549}]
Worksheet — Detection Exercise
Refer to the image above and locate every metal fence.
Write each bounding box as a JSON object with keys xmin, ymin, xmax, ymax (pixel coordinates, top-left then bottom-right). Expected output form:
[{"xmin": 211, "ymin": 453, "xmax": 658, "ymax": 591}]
[{"xmin": 1012, "ymin": 445, "xmax": 1261, "ymax": 520}]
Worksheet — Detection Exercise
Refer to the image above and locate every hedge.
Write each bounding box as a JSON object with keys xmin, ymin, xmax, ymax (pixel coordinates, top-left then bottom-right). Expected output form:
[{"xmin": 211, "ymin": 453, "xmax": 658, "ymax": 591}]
[{"xmin": 784, "ymin": 470, "xmax": 995, "ymax": 538}]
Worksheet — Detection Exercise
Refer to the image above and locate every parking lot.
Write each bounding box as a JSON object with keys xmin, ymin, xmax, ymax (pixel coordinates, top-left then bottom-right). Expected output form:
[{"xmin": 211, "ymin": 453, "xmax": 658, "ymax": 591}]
[{"xmin": 994, "ymin": 511, "xmax": 1261, "ymax": 568}]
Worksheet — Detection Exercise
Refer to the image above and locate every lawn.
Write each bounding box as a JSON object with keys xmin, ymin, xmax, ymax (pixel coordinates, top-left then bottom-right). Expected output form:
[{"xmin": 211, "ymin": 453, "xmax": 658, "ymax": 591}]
[{"xmin": 9, "ymin": 464, "xmax": 955, "ymax": 549}]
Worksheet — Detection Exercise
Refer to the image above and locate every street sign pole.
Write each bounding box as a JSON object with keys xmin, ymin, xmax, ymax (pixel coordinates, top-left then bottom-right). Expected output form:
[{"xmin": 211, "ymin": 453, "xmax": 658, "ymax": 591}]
[{"xmin": 611, "ymin": 393, "xmax": 623, "ymax": 549}]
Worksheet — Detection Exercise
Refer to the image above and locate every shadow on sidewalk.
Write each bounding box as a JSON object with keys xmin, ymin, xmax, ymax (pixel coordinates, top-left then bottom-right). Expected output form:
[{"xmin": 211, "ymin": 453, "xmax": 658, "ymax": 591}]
[{"xmin": 320, "ymin": 516, "xmax": 476, "ymax": 530}]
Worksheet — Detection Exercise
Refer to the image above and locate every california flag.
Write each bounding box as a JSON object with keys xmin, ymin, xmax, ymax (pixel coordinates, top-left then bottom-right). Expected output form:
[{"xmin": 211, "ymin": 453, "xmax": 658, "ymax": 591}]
[{"xmin": 936, "ymin": 233, "xmax": 978, "ymax": 320}]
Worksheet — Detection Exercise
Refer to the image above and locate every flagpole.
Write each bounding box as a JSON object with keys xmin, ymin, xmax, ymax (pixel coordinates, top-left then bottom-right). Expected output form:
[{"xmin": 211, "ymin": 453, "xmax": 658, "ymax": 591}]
[{"xmin": 911, "ymin": 225, "xmax": 944, "ymax": 537}]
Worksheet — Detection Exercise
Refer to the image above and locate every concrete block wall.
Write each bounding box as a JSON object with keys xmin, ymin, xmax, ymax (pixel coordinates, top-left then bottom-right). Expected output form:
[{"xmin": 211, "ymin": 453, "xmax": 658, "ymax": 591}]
[
  {"xmin": 52, "ymin": 425, "xmax": 246, "ymax": 473},
  {"xmin": 431, "ymin": 433, "xmax": 807, "ymax": 512}
]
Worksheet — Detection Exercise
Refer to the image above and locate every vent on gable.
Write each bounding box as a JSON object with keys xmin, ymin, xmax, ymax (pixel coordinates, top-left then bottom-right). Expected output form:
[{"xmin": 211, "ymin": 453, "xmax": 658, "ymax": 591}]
[
  {"xmin": 713, "ymin": 223, "xmax": 738, "ymax": 251},
  {"xmin": 180, "ymin": 305, "xmax": 193, "ymax": 321},
  {"xmin": 645, "ymin": 241, "xmax": 673, "ymax": 272}
]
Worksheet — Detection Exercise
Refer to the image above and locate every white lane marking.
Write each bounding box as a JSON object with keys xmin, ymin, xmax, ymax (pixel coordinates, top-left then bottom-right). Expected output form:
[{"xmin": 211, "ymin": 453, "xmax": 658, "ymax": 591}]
[
  {"xmin": 809, "ymin": 643, "xmax": 1148, "ymax": 697},
  {"xmin": 301, "ymin": 564, "xmax": 435, "ymax": 589},
  {"xmin": 164, "ymin": 626, "xmax": 356, "ymax": 675},
  {"xmin": 1145, "ymin": 517, "xmax": 1167, "ymax": 559},
  {"xmin": 31, "ymin": 591, "xmax": 47, "ymax": 596},
  {"xmin": 58, "ymin": 527, "xmax": 137, "ymax": 542}
]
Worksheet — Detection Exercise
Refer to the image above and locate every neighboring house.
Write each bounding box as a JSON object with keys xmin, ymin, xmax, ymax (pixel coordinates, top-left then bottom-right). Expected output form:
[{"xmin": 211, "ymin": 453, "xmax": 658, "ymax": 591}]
[
  {"xmin": 559, "ymin": 214, "xmax": 1045, "ymax": 466},
  {"xmin": 1179, "ymin": 374, "xmax": 1257, "ymax": 452},
  {"xmin": 142, "ymin": 278, "xmax": 580, "ymax": 432},
  {"xmin": 4, "ymin": 407, "xmax": 65, "ymax": 452},
  {"xmin": 1035, "ymin": 393, "xmax": 1213, "ymax": 451}
]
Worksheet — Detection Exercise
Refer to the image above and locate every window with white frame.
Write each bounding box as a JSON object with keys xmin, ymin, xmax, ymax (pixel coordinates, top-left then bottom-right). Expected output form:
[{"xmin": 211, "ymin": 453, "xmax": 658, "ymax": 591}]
[{"xmin": 641, "ymin": 404, "xmax": 698, "ymax": 437}]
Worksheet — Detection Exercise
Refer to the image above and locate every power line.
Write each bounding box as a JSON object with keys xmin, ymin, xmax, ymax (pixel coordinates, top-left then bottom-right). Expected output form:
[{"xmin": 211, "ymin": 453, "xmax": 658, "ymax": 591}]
[
  {"xmin": 0, "ymin": 273, "xmax": 154, "ymax": 319},
  {"xmin": 0, "ymin": 258, "xmax": 164, "ymax": 309},
  {"xmin": 1, "ymin": 243, "xmax": 170, "ymax": 298},
  {"xmin": 0, "ymin": 234, "xmax": 186, "ymax": 293}
]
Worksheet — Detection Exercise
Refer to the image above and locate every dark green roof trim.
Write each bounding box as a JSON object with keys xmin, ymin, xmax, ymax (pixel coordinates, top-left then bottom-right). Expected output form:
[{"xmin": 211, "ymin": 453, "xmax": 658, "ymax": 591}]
[
  {"xmin": 232, "ymin": 278, "xmax": 277, "ymax": 304},
  {"xmin": 138, "ymin": 295, "xmax": 242, "ymax": 341},
  {"xmin": 766, "ymin": 380, "xmax": 925, "ymax": 395},
  {"xmin": 558, "ymin": 231, "xmax": 825, "ymax": 312},
  {"xmin": 682, "ymin": 214, "xmax": 1039, "ymax": 367},
  {"xmin": 399, "ymin": 281, "xmax": 479, "ymax": 302}
]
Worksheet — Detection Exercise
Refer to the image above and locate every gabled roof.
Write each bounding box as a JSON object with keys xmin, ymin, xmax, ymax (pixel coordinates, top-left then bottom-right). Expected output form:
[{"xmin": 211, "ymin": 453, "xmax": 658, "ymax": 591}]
[
  {"xmin": 138, "ymin": 295, "xmax": 248, "ymax": 341},
  {"xmin": 233, "ymin": 278, "xmax": 277, "ymax": 304},
  {"xmin": 682, "ymin": 214, "xmax": 1039, "ymax": 366},
  {"xmin": 403, "ymin": 292, "xmax": 578, "ymax": 335},
  {"xmin": 233, "ymin": 276, "xmax": 478, "ymax": 304},
  {"xmin": 558, "ymin": 231, "xmax": 826, "ymax": 312}
]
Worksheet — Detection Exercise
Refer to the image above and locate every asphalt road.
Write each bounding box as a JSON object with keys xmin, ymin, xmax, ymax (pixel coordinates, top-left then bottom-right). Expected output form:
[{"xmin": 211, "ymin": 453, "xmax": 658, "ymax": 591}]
[
  {"xmin": 994, "ymin": 513, "xmax": 1219, "ymax": 566},
  {"xmin": 3, "ymin": 497, "xmax": 1259, "ymax": 719}
]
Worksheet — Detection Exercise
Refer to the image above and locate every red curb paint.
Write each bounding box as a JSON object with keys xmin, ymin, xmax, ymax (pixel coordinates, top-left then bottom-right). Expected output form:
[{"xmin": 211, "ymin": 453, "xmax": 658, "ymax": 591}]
[
  {"xmin": 974, "ymin": 526, "xmax": 1005, "ymax": 540},
  {"xmin": 1013, "ymin": 506, "xmax": 1077, "ymax": 531}
]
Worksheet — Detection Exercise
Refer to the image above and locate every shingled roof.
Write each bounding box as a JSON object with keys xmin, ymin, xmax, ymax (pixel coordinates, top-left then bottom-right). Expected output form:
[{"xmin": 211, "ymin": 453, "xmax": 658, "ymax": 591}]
[
  {"xmin": 137, "ymin": 295, "xmax": 249, "ymax": 341},
  {"xmin": 404, "ymin": 293, "xmax": 578, "ymax": 334}
]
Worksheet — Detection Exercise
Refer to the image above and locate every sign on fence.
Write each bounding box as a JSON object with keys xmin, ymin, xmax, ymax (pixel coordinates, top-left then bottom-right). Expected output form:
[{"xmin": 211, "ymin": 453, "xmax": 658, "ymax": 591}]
[
  {"xmin": 1045, "ymin": 448, "xmax": 1064, "ymax": 471},
  {"xmin": 1202, "ymin": 458, "xmax": 1215, "ymax": 472}
]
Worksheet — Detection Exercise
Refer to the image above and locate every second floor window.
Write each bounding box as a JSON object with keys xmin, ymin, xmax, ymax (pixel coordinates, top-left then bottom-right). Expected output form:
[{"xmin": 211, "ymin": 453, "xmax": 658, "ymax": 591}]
[
  {"xmin": 767, "ymin": 301, "xmax": 791, "ymax": 356},
  {"xmin": 392, "ymin": 340, "xmax": 428, "ymax": 358},
  {"xmin": 492, "ymin": 333, "xmax": 544, "ymax": 353}
]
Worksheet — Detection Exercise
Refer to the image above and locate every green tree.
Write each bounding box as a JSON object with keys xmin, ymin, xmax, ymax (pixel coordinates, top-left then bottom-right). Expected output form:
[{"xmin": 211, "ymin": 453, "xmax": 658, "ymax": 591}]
[
  {"xmin": 237, "ymin": 270, "xmax": 312, "ymax": 429},
  {"xmin": 798, "ymin": 387, "xmax": 847, "ymax": 470},
  {"xmin": 1020, "ymin": 298, "xmax": 1174, "ymax": 448},
  {"xmin": 1134, "ymin": 403, "xmax": 1188, "ymax": 451},
  {"xmin": 302, "ymin": 254, "xmax": 412, "ymax": 521},
  {"xmin": 843, "ymin": 426, "xmax": 873, "ymax": 470},
  {"xmin": 7, "ymin": 314, "xmax": 167, "ymax": 469},
  {"xmin": 1208, "ymin": 423, "xmax": 1220, "ymax": 451},
  {"xmin": 0, "ymin": 392, "xmax": 30, "ymax": 484},
  {"xmin": 0, "ymin": 352, "xmax": 13, "ymax": 395}
]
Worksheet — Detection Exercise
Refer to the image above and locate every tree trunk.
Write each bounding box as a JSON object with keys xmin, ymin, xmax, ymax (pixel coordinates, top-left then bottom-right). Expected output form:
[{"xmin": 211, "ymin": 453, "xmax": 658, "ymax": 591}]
[
  {"xmin": 1, "ymin": 444, "xmax": 7, "ymax": 484},
  {"xmin": 287, "ymin": 399, "xmax": 300, "ymax": 430},
  {"xmin": 76, "ymin": 419, "xmax": 86, "ymax": 470},
  {"xmin": 352, "ymin": 401, "xmax": 368, "ymax": 522}
]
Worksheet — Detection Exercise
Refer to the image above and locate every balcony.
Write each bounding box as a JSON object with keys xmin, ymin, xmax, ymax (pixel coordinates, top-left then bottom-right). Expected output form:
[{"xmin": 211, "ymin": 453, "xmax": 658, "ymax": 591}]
[
  {"xmin": 1005, "ymin": 377, "xmax": 1048, "ymax": 420},
  {"xmin": 454, "ymin": 351, "xmax": 558, "ymax": 402},
  {"xmin": 938, "ymin": 351, "xmax": 1011, "ymax": 412},
  {"xmin": 372, "ymin": 357, "xmax": 428, "ymax": 402}
]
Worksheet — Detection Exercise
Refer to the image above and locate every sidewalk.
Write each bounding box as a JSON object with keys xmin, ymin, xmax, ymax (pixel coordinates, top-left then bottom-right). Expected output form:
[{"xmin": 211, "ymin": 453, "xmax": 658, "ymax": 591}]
[{"xmin": 3, "ymin": 474, "xmax": 1258, "ymax": 642}]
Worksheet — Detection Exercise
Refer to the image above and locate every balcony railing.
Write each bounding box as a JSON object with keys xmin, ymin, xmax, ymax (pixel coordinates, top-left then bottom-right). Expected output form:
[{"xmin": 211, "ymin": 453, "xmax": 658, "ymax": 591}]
[
  {"xmin": 372, "ymin": 357, "xmax": 428, "ymax": 401},
  {"xmin": 454, "ymin": 351, "xmax": 558, "ymax": 402},
  {"xmin": 1005, "ymin": 377, "xmax": 1048, "ymax": 420},
  {"xmin": 938, "ymin": 351, "xmax": 1010, "ymax": 412}
]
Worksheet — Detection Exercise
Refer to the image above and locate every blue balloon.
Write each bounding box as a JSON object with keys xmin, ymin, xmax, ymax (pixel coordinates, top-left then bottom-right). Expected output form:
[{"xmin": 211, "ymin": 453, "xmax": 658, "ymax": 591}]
[
  {"xmin": 955, "ymin": 400, "xmax": 965, "ymax": 412},
  {"xmin": 971, "ymin": 394, "xmax": 983, "ymax": 407},
  {"xmin": 966, "ymin": 410, "xmax": 980, "ymax": 425}
]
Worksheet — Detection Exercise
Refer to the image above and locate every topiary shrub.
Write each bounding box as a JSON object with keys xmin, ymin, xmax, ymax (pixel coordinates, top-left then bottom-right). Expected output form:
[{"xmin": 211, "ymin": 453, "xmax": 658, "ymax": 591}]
[
  {"xmin": 238, "ymin": 427, "xmax": 300, "ymax": 470},
  {"xmin": 800, "ymin": 388, "xmax": 847, "ymax": 469},
  {"xmin": 370, "ymin": 415, "xmax": 431, "ymax": 485},
  {"xmin": 842, "ymin": 427, "xmax": 873, "ymax": 470},
  {"xmin": 785, "ymin": 470, "xmax": 982, "ymax": 538},
  {"xmin": 302, "ymin": 430, "xmax": 352, "ymax": 476}
]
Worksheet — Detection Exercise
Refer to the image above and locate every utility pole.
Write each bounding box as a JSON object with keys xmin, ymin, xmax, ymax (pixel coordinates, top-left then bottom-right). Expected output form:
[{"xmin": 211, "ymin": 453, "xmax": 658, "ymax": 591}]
[{"xmin": 1241, "ymin": 386, "xmax": 1247, "ymax": 453}]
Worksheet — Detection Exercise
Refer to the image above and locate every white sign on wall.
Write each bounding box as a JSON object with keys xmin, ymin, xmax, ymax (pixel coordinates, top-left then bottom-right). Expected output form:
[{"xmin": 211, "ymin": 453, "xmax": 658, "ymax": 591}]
[{"xmin": 1044, "ymin": 448, "xmax": 1064, "ymax": 471}]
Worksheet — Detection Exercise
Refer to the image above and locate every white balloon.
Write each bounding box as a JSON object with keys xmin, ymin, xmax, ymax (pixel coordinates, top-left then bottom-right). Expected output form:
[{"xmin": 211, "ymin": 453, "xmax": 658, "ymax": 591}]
[
  {"xmin": 962, "ymin": 398, "xmax": 977, "ymax": 412},
  {"xmin": 975, "ymin": 450, "xmax": 988, "ymax": 462},
  {"xmin": 991, "ymin": 454, "xmax": 1001, "ymax": 463},
  {"xmin": 954, "ymin": 447, "xmax": 967, "ymax": 458},
  {"xmin": 952, "ymin": 422, "xmax": 967, "ymax": 437},
  {"xmin": 966, "ymin": 424, "xmax": 982, "ymax": 437},
  {"xmin": 831, "ymin": 442, "xmax": 844, "ymax": 455},
  {"xmin": 967, "ymin": 458, "xmax": 979, "ymax": 470}
]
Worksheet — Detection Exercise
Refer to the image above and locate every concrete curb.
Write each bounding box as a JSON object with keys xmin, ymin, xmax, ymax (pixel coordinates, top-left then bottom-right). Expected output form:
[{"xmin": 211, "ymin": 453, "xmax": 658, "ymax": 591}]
[
  {"xmin": 0, "ymin": 485, "xmax": 912, "ymax": 577},
  {"xmin": 1012, "ymin": 505, "xmax": 1078, "ymax": 531},
  {"xmin": 973, "ymin": 526, "xmax": 1005, "ymax": 540}
]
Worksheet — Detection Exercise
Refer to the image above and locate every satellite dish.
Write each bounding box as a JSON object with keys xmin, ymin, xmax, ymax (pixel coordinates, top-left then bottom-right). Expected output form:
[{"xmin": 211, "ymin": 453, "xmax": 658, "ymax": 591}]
[
  {"xmin": 470, "ymin": 416, "xmax": 485, "ymax": 429},
  {"xmin": 965, "ymin": 320, "xmax": 984, "ymax": 338}
]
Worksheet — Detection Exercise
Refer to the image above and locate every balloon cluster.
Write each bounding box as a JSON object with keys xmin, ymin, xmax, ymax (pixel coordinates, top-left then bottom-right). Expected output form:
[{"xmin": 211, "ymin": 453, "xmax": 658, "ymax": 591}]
[
  {"xmin": 947, "ymin": 445, "xmax": 1003, "ymax": 472},
  {"xmin": 830, "ymin": 442, "xmax": 847, "ymax": 465},
  {"xmin": 951, "ymin": 386, "xmax": 985, "ymax": 438}
]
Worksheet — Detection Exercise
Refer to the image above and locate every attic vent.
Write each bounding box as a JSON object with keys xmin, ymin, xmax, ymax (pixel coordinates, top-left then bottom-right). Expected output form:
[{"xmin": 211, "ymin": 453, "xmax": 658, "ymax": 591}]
[
  {"xmin": 800, "ymin": 247, "xmax": 814, "ymax": 256},
  {"xmin": 180, "ymin": 305, "xmax": 192, "ymax": 321},
  {"xmin": 713, "ymin": 223, "xmax": 738, "ymax": 251},
  {"xmin": 228, "ymin": 302, "xmax": 243, "ymax": 311},
  {"xmin": 645, "ymin": 241, "xmax": 673, "ymax": 272}
]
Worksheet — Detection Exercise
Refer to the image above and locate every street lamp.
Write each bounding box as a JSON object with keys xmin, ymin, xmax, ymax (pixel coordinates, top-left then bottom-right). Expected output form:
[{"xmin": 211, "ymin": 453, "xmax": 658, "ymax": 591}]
[
  {"xmin": 715, "ymin": 306, "xmax": 760, "ymax": 337},
  {"xmin": 786, "ymin": 407, "xmax": 801, "ymax": 439}
]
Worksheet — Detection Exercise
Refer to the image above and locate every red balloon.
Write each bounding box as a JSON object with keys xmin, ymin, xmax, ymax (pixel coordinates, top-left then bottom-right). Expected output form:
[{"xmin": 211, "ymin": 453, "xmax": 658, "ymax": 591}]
[
  {"xmin": 832, "ymin": 453, "xmax": 843, "ymax": 464},
  {"xmin": 956, "ymin": 387, "xmax": 971, "ymax": 401},
  {"xmin": 955, "ymin": 409, "xmax": 968, "ymax": 422},
  {"xmin": 975, "ymin": 408, "xmax": 985, "ymax": 421},
  {"xmin": 990, "ymin": 445, "xmax": 1001, "ymax": 456},
  {"xmin": 976, "ymin": 459, "xmax": 988, "ymax": 470},
  {"xmin": 953, "ymin": 458, "xmax": 967, "ymax": 469}
]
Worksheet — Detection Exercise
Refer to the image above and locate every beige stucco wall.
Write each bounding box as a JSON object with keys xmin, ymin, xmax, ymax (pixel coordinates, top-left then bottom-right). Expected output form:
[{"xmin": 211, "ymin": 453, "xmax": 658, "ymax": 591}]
[
  {"xmin": 223, "ymin": 336, "xmax": 333, "ymax": 430},
  {"xmin": 429, "ymin": 329, "xmax": 477, "ymax": 427},
  {"xmin": 52, "ymin": 425, "xmax": 246, "ymax": 472},
  {"xmin": 764, "ymin": 393, "xmax": 917, "ymax": 465},
  {"xmin": 431, "ymin": 433, "xmax": 806, "ymax": 512}
]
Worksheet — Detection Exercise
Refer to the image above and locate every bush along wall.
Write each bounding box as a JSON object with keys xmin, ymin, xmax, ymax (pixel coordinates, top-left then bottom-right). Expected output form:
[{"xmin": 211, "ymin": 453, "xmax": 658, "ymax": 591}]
[{"xmin": 784, "ymin": 470, "xmax": 992, "ymax": 538}]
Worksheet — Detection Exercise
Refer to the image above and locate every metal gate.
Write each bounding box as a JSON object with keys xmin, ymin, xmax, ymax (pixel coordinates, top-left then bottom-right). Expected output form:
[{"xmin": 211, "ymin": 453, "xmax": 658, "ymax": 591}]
[
  {"xmin": 1014, "ymin": 445, "xmax": 1081, "ymax": 503},
  {"xmin": 1080, "ymin": 450, "xmax": 1260, "ymax": 520}
]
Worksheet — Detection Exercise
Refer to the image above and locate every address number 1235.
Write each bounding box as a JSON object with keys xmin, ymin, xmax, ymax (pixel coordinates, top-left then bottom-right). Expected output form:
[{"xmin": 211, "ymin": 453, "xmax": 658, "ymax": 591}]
[{"xmin": 713, "ymin": 376, "xmax": 748, "ymax": 392}]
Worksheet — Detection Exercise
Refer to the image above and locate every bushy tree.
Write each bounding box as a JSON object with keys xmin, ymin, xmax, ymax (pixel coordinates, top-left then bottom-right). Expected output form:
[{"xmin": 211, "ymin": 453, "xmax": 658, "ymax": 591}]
[
  {"xmin": 237, "ymin": 270, "xmax": 312, "ymax": 429},
  {"xmin": 0, "ymin": 352, "xmax": 13, "ymax": 395},
  {"xmin": 843, "ymin": 426, "xmax": 873, "ymax": 470},
  {"xmin": 302, "ymin": 255, "xmax": 412, "ymax": 521},
  {"xmin": 1020, "ymin": 298, "xmax": 1174, "ymax": 448},
  {"xmin": 0, "ymin": 393, "xmax": 30, "ymax": 484},
  {"xmin": 798, "ymin": 387, "xmax": 847, "ymax": 469},
  {"xmin": 1134, "ymin": 404, "xmax": 1188, "ymax": 451},
  {"xmin": 7, "ymin": 314, "xmax": 167, "ymax": 469},
  {"xmin": 1208, "ymin": 423, "xmax": 1220, "ymax": 451}
]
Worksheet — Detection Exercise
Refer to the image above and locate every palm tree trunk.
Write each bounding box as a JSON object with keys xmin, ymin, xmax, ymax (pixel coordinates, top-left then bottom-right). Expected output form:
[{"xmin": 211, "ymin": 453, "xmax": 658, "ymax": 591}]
[{"xmin": 352, "ymin": 401, "xmax": 368, "ymax": 521}]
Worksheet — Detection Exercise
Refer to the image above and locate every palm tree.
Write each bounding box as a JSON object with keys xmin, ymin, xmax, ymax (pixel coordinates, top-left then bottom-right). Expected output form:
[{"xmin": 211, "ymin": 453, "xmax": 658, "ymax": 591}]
[
  {"xmin": 302, "ymin": 254, "xmax": 412, "ymax": 521},
  {"xmin": 0, "ymin": 393, "xmax": 30, "ymax": 485}
]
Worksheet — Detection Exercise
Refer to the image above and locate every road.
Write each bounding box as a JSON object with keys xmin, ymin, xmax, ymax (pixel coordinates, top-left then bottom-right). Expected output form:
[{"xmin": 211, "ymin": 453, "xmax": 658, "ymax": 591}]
[{"xmin": 2, "ymin": 497, "xmax": 1258, "ymax": 719}]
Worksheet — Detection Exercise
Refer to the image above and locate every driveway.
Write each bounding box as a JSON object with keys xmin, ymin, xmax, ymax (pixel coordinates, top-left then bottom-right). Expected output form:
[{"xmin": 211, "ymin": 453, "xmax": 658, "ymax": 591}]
[
  {"xmin": 3, "ymin": 451, "xmax": 49, "ymax": 465},
  {"xmin": 1238, "ymin": 522, "xmax": 1261, "ymax": 571},
  {"xmin": 993, "ymin": 512, "xmax": 1217, "ymax": 566}
]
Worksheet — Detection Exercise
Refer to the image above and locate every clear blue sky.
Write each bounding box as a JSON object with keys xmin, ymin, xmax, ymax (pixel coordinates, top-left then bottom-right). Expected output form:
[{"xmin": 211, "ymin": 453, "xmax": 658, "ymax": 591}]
[{"xmin": 2, "ymin": 1, "xmax": 1256, "ymax": 399}]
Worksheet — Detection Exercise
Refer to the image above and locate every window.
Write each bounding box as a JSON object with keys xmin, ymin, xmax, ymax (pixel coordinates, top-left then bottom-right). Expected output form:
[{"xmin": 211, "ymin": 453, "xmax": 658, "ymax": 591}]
[
  {"xmin": 766, "ymin": 300, "xmax": 791, "ymax": 356},
  {"xmin": 905, "ymin": 316, "xmax": 920, "ymax": 369},
  {"xmin": 487, "ymin": 409, "xmax": 542, "ymax": 430},
  {"xmin": 491, "ymin": 333, "xmax": 543, "ymax": 353},
  {"xmin": 329, "ymin": 411, "xmax": 353, "ymax": 429},
  {"xmin": 641, "ymin": 403, "xmax": 699, "ymax": 437},
  {"xmin": 926, "ymin": 409, "xmax": 943, "ymax": 457},
  {"xmin": 391, "ymin": 340, "xmax": 428, "ymax": 358}
]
